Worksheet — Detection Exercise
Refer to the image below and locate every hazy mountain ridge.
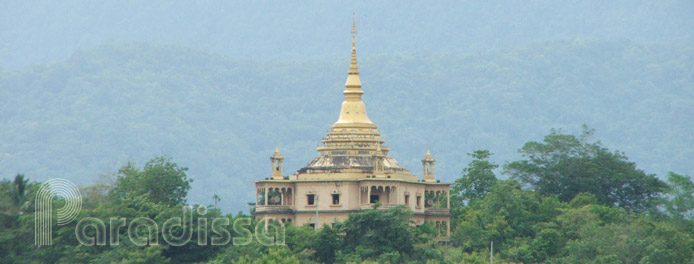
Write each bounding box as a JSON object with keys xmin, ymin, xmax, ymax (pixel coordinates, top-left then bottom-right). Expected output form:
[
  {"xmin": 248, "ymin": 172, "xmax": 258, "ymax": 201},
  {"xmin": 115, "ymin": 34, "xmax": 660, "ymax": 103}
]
[
  {"xmin": 2, "ymin": 0, "xmax": 692, "ymax": 69},
  {"xmin": 1, "ymin": 40, "xmax": 692, "ymax": 212}
]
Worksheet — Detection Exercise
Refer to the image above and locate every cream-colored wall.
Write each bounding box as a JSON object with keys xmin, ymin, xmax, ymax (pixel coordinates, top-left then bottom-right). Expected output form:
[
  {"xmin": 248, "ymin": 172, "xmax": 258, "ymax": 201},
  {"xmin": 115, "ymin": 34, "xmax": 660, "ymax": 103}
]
[
  {"xmin": 256, "ymin": 180, "xmax": 449, "ymax": 211},
  {"xmin": 396, "ymin": 181, "xmax": 426, "ymax": 213},
  {"xmin": 255, "ymin": 179, "xmax": 451, "ymax": 236},
  {"xmin": 257, "ymin": 213, "xmax": 293, "ymax": 222},
  {"xmin": 295, "ymin": 212, "xmax": 351, "ymax": 227},
  {"xmin": 293, "ymin": 181, "xmax": 361, "ymax": 211}
]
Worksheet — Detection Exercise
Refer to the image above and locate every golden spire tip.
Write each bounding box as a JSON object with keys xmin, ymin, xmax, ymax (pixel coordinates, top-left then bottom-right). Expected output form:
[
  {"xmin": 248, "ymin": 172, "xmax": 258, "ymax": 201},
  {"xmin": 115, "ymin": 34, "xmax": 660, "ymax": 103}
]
[{"xmin": 351, "ymin": 14, "xmax": 357, "ymax": 49}]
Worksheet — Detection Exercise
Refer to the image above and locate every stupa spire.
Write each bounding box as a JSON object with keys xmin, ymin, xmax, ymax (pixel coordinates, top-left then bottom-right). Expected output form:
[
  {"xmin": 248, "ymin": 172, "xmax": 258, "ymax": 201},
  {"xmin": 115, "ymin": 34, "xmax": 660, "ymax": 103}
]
[
  {"xmin": 334, "ymin": 14, "xmax": 375, "ymax": 128},
  {"xmin": 349, "ymin": 14, "xmax": 359, "ymax": 77},
  {"xmin": 344, "ymin": 13, "xmax": 362, "ymax": 96}
]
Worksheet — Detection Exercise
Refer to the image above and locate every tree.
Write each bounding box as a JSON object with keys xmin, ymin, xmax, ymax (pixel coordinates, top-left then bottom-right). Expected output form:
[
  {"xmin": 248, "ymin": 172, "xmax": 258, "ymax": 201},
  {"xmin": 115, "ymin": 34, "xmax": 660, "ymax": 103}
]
[
  {"xmin": 663, "ymin": 172, "xmax": 694, "ymax": 228},
  {"xmin": 110, "ymin": 156, "xmax": 192, "ymax": 206},
  {"xmin": 340, "ymin": 205, "xmax": 415, "ymax": 259},
  {"xmin": 235, "ymin": 247, "xmax": 300, "ymax": 264},
  {"xmin": 0, "ymin": 174, "xmax": 37, "ymax": 262},
  {"xmin": 504, "ymin": 126, "xmax": 666, "ymax": 212},
  {"xmin": 452, "ymin": 150, "xmax": 498, "ymax": 207},
  {"xmin": 4, "ymin": 174, "xmax": 32, "ymax": 216},
  {"xmin": 558, "ymin": 216, "xmax": 694, "ymax": 263},
  {"xmin": 213, "ymin": 194, "xmax": 221, "ymax": 209},
  {"xmin": 452, "ymin": 180, "xmax": 549, "ymax": 253},
  {"xmin": 312, "ymin": 224, "xmax": 340, "ymax": 263}
]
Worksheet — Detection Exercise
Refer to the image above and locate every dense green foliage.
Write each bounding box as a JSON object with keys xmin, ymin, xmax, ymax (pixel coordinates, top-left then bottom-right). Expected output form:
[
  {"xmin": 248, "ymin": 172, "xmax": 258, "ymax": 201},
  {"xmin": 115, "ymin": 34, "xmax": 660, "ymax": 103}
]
[
  {"xmin": 0, "ymin": 157, "xmax": 220, "ymax": 263},
  {"xmin": 341, "ymin": 205, "xmax": 417, "ymax": 259},
  {"xmin": 1, "ymin": 40, "xmax": 692, "ymax": 212},
  {"xmin": 110, "ymin": 157, "xmax": 192, "ymax": 206},
  {"xmin": 1, "ymin": 129, "xmax": 693, "ymax": 263},
  {"xmin": 663, "ymin": 172, "xmax": 694, "ymax": 229},
  {"xmin": 504, "ymin": 126, "xmax": 666, "ymax": 212}
]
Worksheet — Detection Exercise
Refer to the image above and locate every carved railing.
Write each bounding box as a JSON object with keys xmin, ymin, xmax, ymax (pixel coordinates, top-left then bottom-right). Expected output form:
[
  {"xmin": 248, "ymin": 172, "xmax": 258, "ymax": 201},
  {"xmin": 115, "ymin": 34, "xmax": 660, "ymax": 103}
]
[
  {"xmin": 256, "ymin": 205, "xmax": 292, "ymax": 212},
  {"xmin": 359, "ymin": 203, "xmax": 400, "ymax": 210}
]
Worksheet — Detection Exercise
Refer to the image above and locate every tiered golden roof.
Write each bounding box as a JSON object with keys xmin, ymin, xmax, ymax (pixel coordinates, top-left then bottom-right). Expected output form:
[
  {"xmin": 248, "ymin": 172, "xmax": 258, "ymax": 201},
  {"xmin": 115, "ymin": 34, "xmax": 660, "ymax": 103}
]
[{"xmin": 296, "ymin": 17, "xmax": 411, "ymax": 179}]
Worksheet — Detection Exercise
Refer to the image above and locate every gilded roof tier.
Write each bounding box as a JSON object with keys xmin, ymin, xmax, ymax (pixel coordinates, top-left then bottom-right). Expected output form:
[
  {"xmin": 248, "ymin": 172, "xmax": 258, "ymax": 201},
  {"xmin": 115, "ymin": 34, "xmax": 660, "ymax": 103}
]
[{"xmin": 294, "ymin": 17, "xmax": 412, "ymax": 179}]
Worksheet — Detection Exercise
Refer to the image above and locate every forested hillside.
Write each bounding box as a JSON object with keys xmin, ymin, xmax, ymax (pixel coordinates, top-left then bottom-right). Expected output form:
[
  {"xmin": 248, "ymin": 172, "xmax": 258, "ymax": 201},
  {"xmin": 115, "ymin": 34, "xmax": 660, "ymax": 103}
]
[
  {"xmin": 0, "ymin": 41, "xmax": 691, "ymax": 212},
  {"xmin": 2, "ymin": 0, "xmax": 692, "ymax": 69}
]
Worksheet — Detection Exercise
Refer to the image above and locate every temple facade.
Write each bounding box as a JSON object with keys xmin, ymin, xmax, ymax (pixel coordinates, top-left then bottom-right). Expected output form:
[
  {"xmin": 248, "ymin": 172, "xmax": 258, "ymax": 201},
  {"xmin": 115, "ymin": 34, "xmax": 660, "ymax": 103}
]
[{"xmin": 254, "ymin": 19, "xmax": 450, "ymax": 238}]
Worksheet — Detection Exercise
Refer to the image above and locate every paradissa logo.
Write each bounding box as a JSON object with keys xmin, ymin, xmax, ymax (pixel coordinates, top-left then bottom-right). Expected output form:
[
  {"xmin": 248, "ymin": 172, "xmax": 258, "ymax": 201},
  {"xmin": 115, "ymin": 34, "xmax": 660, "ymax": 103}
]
[
  {"xmin": 35, "ymin": 178, "xmax": 284, "ymax": 247},
  {"xmin": 74, "ymin": 207, "xmax": 285, "ymax": 246},
  {"xmin": 35, "ymin": 178, "xmax": 82, "ymax": 246}
]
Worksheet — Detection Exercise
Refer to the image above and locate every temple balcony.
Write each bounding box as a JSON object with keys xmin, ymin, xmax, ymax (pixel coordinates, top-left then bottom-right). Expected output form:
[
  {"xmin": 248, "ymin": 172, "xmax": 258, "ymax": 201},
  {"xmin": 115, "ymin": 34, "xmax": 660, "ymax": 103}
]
[
  {"xmin": 359, "ymin": 203, "xmax": 401, "ymax": 210},
  {"xmin": 255, "ymin": 205, "xmax": 293, "ymax": 213},
  {"xmin": 424, "ymin": 207, "xmax": 450, "ymax": 215}
]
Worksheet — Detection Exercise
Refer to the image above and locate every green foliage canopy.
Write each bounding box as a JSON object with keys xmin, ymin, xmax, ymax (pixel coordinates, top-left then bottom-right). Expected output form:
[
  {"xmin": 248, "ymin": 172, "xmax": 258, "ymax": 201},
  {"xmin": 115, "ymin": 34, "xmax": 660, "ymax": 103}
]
[
  {"xmin": 110, "ymin": 156, "xmax": 192, "ymax": 207},
  {"xmin": 341, "ymin": 205, "xmax": 416, "ymax": 259},
  {"xmin": 451, "ymin": 150, "xmax": 498, "ymax": 207},
  {"xmin": 504, "ymin": 126, "xmax": 666, "ymax": 212}
]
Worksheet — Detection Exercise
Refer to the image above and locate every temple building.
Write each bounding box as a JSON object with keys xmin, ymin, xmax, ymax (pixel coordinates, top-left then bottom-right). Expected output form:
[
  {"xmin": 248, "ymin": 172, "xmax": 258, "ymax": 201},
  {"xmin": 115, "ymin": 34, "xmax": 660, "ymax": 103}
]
[{"xmin": 254, "ymin": 19, "xmax": 450, "ymax": 238}]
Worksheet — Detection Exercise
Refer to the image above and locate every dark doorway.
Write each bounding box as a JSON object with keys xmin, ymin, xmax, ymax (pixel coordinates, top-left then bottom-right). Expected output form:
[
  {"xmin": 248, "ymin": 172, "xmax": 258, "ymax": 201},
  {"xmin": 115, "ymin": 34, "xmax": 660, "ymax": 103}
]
[{"xmin": 370, "ymin": 194, "xmax": 380, "ymax": 204}]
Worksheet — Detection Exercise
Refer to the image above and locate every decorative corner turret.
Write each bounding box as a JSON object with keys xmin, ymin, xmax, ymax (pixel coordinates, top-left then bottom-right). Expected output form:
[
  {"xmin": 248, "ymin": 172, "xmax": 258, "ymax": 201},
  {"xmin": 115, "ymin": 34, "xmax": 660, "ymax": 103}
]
[
  {"xmin": 422, "ymin": 147, "xmax": 435, "ymax": 182},
  {"xmin": 271, "ymin": 145, "xmax": 284, "ymax": 180}
]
